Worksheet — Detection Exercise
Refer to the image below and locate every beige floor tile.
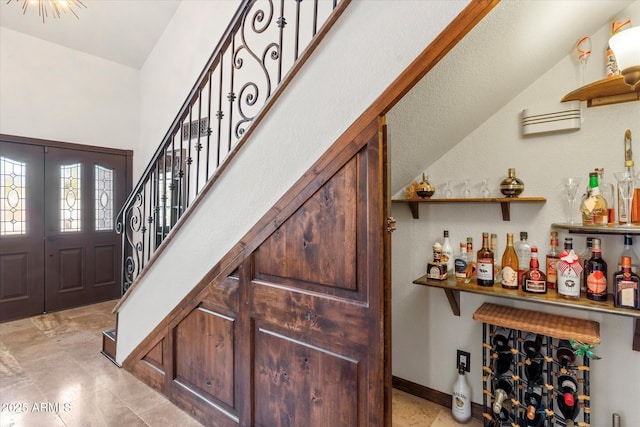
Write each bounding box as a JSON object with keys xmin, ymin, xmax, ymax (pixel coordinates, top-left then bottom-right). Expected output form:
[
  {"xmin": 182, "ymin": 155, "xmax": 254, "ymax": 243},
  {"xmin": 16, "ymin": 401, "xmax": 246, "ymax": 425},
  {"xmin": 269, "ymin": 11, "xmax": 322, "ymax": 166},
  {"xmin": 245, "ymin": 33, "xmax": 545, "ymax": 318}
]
[
  {"xmin": 137, "ymin": 398, "xmax": 204, "ymax": 427},
  {"xmin": 58, "ymin": 387, "xmax": 148, "ymax": 427},
  {"xmin": 431, "ymin": 408, "xmax": 484, "ymax": 427},
  {"xmin": 0, "ymin": 405, "xmax": 66, "ymax": 427}
]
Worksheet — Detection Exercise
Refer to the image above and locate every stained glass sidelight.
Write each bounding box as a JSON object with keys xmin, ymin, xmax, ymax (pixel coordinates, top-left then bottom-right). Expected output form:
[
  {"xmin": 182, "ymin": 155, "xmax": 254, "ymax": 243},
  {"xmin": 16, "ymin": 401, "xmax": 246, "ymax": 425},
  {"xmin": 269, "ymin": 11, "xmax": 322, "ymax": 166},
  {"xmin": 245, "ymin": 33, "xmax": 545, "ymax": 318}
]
[
  {"xmin": 1, "ymin": 156, "xmax": 27, "ymax": 236},
  {"xmin": 60, "ymin": 163, "xmax": 82, "ymax": 232},
  {"xmin": 95, "ymin": 165, "xmax": 114, "ymax": 231}
]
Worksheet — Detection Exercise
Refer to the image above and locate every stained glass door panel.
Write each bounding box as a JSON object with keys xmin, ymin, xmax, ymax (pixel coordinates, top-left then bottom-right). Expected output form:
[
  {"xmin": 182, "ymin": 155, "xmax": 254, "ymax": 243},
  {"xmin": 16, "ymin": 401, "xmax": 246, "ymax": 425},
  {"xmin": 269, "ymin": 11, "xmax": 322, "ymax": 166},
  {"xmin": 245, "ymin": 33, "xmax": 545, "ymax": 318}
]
[{"xmin": 0, "ymin": 141, "xmax": 45, "ymax": 321}]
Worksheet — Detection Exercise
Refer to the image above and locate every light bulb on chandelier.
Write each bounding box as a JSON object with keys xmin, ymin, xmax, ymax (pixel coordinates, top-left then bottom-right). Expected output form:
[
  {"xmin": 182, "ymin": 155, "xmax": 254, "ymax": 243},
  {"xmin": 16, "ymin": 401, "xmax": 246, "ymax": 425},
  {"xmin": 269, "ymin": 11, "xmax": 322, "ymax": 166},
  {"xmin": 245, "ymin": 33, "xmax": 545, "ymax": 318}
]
[{"xmin": 7, "ymin": 0, "xmax": 86, "ymax": 23}]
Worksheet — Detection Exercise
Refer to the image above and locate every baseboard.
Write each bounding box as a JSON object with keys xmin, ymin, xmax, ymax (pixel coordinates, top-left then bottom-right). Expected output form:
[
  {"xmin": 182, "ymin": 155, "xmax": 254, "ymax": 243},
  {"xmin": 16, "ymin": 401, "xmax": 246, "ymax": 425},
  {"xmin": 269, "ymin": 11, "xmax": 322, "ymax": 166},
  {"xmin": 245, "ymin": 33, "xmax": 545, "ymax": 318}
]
[{"xmin": 392, "ymin": 375, "xmax": 483, "ymax": 421}]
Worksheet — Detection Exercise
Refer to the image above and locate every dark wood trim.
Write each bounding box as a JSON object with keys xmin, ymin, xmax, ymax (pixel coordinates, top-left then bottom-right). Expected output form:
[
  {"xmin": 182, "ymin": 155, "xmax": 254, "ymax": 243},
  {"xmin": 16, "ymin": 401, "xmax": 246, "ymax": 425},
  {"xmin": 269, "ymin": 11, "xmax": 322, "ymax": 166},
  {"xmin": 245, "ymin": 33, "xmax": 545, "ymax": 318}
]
[
  {"xmin": 0, "ymin": 133, "xmax": 133, "ymax": 157},
  {"xmin": 392, "ymin": 376, "xmax": 483, "ymax": 421}
]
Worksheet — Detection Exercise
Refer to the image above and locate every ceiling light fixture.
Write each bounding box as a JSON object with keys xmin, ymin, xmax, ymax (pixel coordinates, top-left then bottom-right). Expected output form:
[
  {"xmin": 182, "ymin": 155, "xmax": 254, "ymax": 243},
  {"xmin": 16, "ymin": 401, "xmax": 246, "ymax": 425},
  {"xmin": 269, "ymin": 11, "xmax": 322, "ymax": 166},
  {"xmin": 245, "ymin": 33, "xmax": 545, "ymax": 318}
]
[
  {"xmin": 609, "ymin": 26, "xmax": 640, "ymax": 90},
  {"xmin": 7, "ymin": 0, "xmax": 87, "ymax": 24}
]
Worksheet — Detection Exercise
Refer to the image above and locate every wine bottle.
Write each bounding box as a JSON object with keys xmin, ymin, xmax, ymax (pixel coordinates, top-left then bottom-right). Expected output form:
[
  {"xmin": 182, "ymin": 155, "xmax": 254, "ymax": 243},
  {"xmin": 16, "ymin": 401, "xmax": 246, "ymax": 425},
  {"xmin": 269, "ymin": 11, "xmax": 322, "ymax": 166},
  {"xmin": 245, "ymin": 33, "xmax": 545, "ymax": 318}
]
[
  {"xmin": 524, "ymin": 357, "xmax": 544, "ymax": 384},
  {"xmin": 545, "ymin": 231, "xmax": 560, "ymax": 289},
  {"xmin": 556, "ymin": 339, "xmax": 576, "ymax": 371},
  {"xmin": 442, "ymin": 230, "xmax": 453, "ymax": 276},
  {"xmin": 523, "ymin": 247, "xmax": 547, "ymax": 294},
  {"xmin": 492, "ymin": 371, "xmax": 514, "ymax": 415},
  {"xmin": 523, "ymin": 332, "xmax": 542, "ymax": 358},
  {"xmin": 477, "ymin": 232, "xmax": 495, "ymax": 286},
  {"xmin": 501, "ymin": 232, "xmax": 519, "ymax": 289},
  {"xmin": 524, "ymin": 383, "xmax": 544, "ymax": 424},
  {"xmin": 581, "ymin": 171, "xmax": 608, "ymax": 225},
  {"xmin": 492, "ymin": 327, "xmax": 511, "ymax": 351},
  {"xmin": 557, "ymin": 238, "xmax": 583, "ymax": 300},
  {"xmin": 586, "ymin": 238, "xmax": 608, "ymax": 302},
  {"xmin": 515, "ymin": 231, "xmax": 531, "ymax": 286},
  {"xmin": 614, "ymin": 256, "xmax": 640, "ymax": 309},
  {"xmin": 556, "ymin": 375, "xmax": 580, "ymax": 426}
]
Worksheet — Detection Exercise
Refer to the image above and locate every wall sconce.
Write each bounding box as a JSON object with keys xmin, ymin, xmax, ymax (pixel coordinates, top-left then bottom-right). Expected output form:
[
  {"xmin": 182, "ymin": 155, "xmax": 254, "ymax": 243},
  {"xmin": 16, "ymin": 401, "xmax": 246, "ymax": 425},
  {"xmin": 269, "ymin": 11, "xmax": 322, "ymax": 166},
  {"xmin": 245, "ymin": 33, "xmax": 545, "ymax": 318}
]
[{"xmin": 609, "ymin": 26, "xmax": 640, "ymax": 89}]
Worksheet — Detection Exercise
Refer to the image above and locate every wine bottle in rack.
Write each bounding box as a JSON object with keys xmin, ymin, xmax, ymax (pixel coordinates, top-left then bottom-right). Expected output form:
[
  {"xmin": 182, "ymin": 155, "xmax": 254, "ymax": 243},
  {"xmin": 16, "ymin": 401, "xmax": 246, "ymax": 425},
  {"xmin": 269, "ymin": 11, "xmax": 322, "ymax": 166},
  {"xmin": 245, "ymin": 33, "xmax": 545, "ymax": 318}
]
[
  {"xmin": 492, "ymin": 327, "xmax": 511, "ymax": 351},
  {"xmin": 523, "ymin": 332, "xmax": 542, "ymax": 358},
  {"xmin": 492, "ymin": 370, "xmax": 514, "ymax": 415},
  {"xmin": 523, "ymin": 383, "xmax": 545, "ymax": 427},
  {"xmin": 556, "ymin": 339, "xmax": 576, "ymax": 373},
  {"xmin": 523, "ymin": 332, "xmax": 544, "ymax": 383},
  {"xmin": 556, "ymin": 374, "xmax": 581, "ymax": 426}
]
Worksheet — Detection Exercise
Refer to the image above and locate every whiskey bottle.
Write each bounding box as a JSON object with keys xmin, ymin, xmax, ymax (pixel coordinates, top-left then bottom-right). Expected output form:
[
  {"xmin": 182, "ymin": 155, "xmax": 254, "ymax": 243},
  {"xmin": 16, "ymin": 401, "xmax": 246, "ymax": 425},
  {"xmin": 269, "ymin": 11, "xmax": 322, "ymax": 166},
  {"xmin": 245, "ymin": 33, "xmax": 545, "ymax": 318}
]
[
  {"xmin": 477, "ymin": 232, "xmax": 494, "ymax": 286},
  {"xmin": 454, "ymin": 242, "xmax": 468, "ymax": 284},
  {"xmin": 523, "ymin": 247, "xmax": 547, "ymax": 294},
  {"xmin": 515, "ymin": 231, "xmax": 531, "ymax": 287},
  {"xmin": 586, "ymin": 238, "xmax": 608, "ymax": 301},
  {"xmin": 614, "ymin": 256, "xmax": 640, "ymax": 309},
  {"xmin": 557, "ymin": 238, "xmax": 583, "ymax": 300},
  {"xmin": 545, "ymin": 231, "xmax": 560, "ymax": 290},
  {"xmin": 581, "ymin": 171, "xmax": 608, "ymax": 225},
  {"xmin": 501, "ymin": 233, "xmax": 519, "ymax": 289}
]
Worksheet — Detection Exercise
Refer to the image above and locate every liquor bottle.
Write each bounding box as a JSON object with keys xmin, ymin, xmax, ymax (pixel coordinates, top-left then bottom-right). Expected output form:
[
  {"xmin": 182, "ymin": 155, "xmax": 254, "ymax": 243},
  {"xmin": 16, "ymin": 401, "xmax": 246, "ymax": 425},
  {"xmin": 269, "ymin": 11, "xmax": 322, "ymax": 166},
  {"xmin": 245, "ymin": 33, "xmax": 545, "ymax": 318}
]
[
  {"xmin": 454, "ymin": 242, "xmax": 468, "ymax": 284},
  {"xmin": 581, "ymin": 171, "xmax": 608, "ymax": 225},
  {"xmin": 451, "ymin": 363, "xmax": 471, "ymax": 423},
  {"xmin": 477, "ymin": 232, "xmax": 495, "ymax": 286},
  {"xmin": 580, "ymin": 237, "xmax": 593, "ymax": 292},
  {"xmin": 618, "ymin": 234, "xmax": 640, "ymax": 273},
  {"xmin": 515, "ymin": 231, "xmax": 531, "ymax": 286},
  {"xmin": 501, "ymin": 233, "xmax": 519, "ymax": 289},
  {"xmin": 556, "ymin": 339, "xmax": 576, "ymax": 372},
  {"xmin": 557, "ymin": 238, "xmax": 583, "ymax": 300},
  {"xmin": 556, "ymin": 375, "xmax": 580, "ymax": 425},
  {"xmin": 595, "ymin": 168, "xmax": 616, "ymax": 224},
  {"xmin": 545, "ymin": 231, "xmax": 560, "ymax": 290},
  {"xmin": 442, "ymin": 230, "xmax": 453, "ymax": 276},
  {"xmin": 491, "ymin": 233, "xmax": 501, "ymax": 279},
  {"xmin": 523, "ymin": 247, "xmax": 547, "ymax": 294},
  {"xmin": 586, "ymin": 238, "xmax": 608, "ymax": 302},
  {"xmin": 619, "ymin": 129, "xmax": 637, "ymax": 224},
  {"xmin": 492, "ymin": 371, "xmax": 514, "ymax": 415},
  {"xmin": 614, "ymin": 256, "xmax": 640, "ymax": 309},
  {"xmin": 465, "ymin": 237, "xmax": 474, "ymax": 281}
]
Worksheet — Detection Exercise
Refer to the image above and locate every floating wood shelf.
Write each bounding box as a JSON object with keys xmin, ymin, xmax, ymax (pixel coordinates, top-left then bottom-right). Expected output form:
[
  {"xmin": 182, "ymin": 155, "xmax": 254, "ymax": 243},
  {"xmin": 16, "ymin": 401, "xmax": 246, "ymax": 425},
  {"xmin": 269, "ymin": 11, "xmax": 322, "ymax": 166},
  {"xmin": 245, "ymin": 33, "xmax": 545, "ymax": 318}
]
[
  {"xmin": 413, "ymin": 275, "xmax": 640, "ymax": 351},
  {"xmin": 561, "ymin": 75, "xmax": 640, "ymax": 107},
  {"xmin": 552, "ymin": 222, "xmax": 640, "ymax": 235},
  {"xmin": 392, "ymin": 197, "xmax": 546, "ymax": 221}
]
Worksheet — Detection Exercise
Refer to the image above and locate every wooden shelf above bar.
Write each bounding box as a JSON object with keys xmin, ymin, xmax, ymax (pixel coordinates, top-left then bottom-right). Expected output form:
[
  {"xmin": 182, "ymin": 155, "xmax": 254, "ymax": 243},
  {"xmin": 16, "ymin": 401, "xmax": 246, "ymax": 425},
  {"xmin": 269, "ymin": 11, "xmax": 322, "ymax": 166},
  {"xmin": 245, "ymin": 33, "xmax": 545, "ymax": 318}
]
[
  {"xmin": 561, "ymin": 75, "xmax": 640, "ymax": 107},
  {"xmin": 552, "ymin": 222, "xmax": 640, "ymax": 235},
  {"xmin": 392, "ymin": 197, "xmax": 546, "ymax": 221},
  {"xmin": 473, "ymin": 302, "xmax": 600, "ymax": 345},
  {"xmin": 413, "ymin": 275, "xmax": 640, "ymax": 351}
]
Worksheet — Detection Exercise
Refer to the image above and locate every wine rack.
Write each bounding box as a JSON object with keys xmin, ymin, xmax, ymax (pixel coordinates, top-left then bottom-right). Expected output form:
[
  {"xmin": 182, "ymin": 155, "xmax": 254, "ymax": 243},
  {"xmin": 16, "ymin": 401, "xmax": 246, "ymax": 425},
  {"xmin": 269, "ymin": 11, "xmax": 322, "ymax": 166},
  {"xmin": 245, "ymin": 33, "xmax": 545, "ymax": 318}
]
[{"xmin": 474, "ymin": 303, "xmax": 600, "ymax": 427}]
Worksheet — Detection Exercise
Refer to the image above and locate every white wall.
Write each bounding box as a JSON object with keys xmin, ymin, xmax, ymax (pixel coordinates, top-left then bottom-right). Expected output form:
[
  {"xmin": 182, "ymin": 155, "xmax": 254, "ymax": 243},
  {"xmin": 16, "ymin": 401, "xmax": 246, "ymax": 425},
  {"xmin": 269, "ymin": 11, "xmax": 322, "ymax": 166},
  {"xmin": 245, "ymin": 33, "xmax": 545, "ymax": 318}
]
[
  {"xmin": 390, "ymin": 3, "xmax": 640, "ymax": 425},
  {"xmin": 116, "ymin": 0, "xmax": 472, "ymax": 363},
  {"xmin": 0, "ymin": 27, "xmax": 138, "ymax": 150}
]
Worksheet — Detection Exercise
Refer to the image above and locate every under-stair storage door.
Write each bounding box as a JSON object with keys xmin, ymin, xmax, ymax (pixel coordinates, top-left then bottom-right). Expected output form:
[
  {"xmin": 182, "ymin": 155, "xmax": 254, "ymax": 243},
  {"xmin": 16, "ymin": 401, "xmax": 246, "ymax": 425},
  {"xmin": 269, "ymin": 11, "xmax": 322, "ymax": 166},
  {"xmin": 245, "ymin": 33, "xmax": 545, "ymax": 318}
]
[
  {"xmin": 44, "ymin": 147, "xmax": 127, "ymax": 311},
  {"xmin": 0, "ymin": 141, "xmax": 45, "ymax": 321}
]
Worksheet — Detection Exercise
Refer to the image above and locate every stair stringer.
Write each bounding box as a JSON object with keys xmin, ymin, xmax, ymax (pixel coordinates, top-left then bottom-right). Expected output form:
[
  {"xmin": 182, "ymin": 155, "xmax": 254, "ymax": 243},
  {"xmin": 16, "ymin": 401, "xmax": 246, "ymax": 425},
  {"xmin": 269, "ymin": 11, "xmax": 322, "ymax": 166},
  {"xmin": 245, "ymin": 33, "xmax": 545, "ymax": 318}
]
[{"xmin": 125, "ymin": 118, "xmax": 381, "ymax": 427}]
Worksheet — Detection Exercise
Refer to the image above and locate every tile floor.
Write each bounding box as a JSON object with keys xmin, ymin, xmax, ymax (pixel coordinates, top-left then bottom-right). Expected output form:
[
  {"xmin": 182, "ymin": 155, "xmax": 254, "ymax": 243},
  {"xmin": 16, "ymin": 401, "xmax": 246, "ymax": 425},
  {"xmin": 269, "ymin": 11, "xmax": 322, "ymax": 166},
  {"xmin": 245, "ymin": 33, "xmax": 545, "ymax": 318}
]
[{"xmin": 0, "ymin": 301, "xmax": 482, "ymax": 427}]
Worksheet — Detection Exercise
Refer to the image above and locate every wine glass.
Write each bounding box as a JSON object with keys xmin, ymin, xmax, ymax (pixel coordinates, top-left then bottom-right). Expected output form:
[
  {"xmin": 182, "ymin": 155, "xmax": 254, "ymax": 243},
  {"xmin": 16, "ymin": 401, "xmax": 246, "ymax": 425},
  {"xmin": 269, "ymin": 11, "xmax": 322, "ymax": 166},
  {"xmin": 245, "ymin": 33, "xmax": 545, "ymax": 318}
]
[
  {"xmin": 463, "ymin": 179, "xmax": 471, "ymax": 198},
  {"xmin": 615, "ymin": 171, "xmax": 634, "ymax": 226},
  {"xmin": 563, "ymin": 177, "xmax": 582, "ymax": 224},
  {"xmin": 443, "ymin": 180, "xmax": 452, "ymax": 199},
  {"xmin": 576, "ymin": 36, "xmax": 592, "ymax": 86},
  {"xmin": 481, "ymin": 178, "xmax": 491, "ymax": 198}
]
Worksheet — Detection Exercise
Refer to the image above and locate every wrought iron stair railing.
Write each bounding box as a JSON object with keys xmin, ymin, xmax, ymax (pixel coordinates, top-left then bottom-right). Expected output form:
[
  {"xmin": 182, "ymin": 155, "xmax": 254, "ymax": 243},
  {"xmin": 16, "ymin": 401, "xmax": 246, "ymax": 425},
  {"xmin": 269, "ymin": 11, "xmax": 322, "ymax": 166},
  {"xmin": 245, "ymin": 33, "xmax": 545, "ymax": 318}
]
[{"xmin": 117, "ymin": 0, "xmax": 344, "ymax": 293}]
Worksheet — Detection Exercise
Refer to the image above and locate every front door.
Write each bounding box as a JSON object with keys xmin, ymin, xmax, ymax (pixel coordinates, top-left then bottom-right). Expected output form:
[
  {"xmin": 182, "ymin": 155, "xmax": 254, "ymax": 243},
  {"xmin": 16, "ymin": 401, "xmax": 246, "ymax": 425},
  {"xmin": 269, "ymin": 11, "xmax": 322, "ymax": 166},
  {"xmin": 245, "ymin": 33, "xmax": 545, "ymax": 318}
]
[{"xmin": 0, "ymin": 138, "xmax": 130, "ymax": 321}]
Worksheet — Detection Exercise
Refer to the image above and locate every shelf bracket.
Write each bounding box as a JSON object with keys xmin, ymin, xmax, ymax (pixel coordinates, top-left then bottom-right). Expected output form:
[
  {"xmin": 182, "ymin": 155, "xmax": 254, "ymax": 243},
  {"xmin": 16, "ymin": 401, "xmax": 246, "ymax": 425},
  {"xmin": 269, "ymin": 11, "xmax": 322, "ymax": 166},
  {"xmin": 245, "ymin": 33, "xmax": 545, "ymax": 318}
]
[
  {"xmin": 634, "ymin": 319, "xmax": 640, "ymax": 352},
  {"xmin": 500, "ymin": 201, "xmax": 510, "ymax": 221},
  {"xmin": 443, "ymin": 288, "xmax": 460, "ymax": 316},
  {"xmin": 408, "ymin": 202, "xmax": 419, "ymax": 219}
]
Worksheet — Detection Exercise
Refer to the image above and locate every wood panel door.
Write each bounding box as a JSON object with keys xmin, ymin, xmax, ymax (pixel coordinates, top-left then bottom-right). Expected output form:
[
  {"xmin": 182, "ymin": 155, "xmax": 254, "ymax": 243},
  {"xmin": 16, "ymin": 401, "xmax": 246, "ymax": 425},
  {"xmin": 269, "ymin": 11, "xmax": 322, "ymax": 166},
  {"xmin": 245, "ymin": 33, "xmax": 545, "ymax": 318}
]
[
  {"xmin": 129, "ymin": 119, "xmax": 390, "ymax": 426},
  {"xmin": 44, "ymin": 146, "xmax": 128, "ymax": 312},
  {"xmin": 0, "ymin": 141, "xmax": 45, "ymax": 321},
  {"xmin": 1, "ymin": 137, "xmax": 130, "ymax": 321}
]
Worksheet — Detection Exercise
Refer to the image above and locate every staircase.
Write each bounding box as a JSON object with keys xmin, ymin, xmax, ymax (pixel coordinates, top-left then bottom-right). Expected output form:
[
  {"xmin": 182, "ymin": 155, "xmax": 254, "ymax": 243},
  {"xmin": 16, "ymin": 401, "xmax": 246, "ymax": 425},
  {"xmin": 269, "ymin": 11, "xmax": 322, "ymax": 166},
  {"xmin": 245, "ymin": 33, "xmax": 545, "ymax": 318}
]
[{"xmin": 106, "ymin": 1, "xmax": 495, "ymax": 425}]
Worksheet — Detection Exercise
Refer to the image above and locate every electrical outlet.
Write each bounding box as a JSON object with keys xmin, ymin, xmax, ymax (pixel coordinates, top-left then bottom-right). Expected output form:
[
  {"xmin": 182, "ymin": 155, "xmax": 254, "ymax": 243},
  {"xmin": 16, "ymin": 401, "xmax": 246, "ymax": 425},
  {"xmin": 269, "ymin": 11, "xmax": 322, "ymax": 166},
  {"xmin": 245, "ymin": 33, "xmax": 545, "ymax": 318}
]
[{"xmin": 457, "ymin": 350, "xmax": 470, "ymax": 372}]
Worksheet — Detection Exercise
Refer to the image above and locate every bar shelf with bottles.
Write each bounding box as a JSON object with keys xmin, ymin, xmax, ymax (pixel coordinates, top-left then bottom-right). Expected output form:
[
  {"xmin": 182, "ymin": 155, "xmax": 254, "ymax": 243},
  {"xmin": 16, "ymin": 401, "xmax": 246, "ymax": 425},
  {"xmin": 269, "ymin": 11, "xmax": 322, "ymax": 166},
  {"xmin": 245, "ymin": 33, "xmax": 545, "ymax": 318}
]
[
  {"xmin": 474, "ymin": 302, "xmax": 598, "ymax": 427},
  {"xmin": 551, "ymin": 223, "xmax": 640, "ymax": 236}
]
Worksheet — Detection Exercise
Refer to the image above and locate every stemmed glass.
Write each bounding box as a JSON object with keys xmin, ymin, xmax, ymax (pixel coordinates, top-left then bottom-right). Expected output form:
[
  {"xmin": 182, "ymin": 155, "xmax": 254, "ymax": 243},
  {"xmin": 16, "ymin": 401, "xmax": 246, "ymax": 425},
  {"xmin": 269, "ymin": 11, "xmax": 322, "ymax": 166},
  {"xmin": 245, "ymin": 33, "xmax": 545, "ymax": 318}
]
[
  {"xmin": 563, "ymin": 177, "xmax": 582, "ymax": 224},
  {"xmin": 615, "ymin": 172, "xmax": 634, "ymax": 226},
  {"xmin": 463, "ymin": 179, "xmax": 472, "ymax": 198},
  {"xmin": 576, "ymin": 36, "xmax": 592, "ymax": 86},
  {"xmin": 443, "ymin": 180, "xmax": 452, "ymax": 199},
  {"xmin": 481, "ymin": 178, "xmax": 491, "ymax": 198}
]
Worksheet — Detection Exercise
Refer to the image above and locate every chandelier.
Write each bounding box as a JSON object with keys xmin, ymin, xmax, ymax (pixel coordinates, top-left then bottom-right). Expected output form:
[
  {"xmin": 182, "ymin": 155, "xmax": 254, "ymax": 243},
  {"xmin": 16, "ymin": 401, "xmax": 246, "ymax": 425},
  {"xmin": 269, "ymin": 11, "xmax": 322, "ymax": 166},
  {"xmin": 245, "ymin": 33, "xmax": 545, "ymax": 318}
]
[{"xmin": 7, "ymin": 0, "xmax": 87, "ymax": 23}]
